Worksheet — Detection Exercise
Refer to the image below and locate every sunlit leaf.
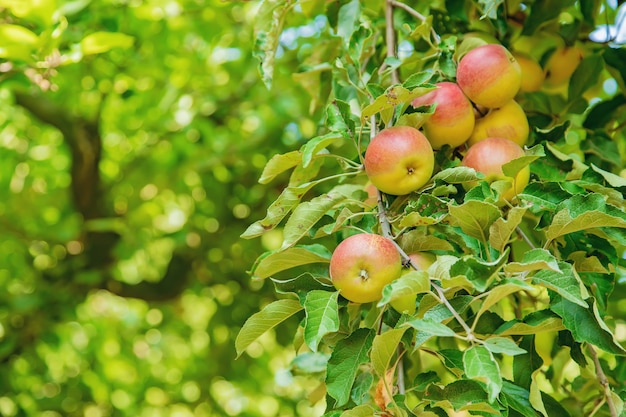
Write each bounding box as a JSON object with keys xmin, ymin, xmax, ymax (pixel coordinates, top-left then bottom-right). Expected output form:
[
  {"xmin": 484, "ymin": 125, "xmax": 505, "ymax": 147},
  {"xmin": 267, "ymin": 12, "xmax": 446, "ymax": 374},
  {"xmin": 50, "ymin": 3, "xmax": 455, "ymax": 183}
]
[
  {"xmin": 281, "ymin": 184, "xmax": 361, "ymax": 249},
  {"xmin": 483, "ymin": 337, "xmax": 527, "ymax": 356},
  {"xmin": 497, "ymin": 310, "xmax": 565, "ymax": 336},
  {"xmin": 371, "ymin": 327, "xmax": 407, "ymax": 376},
  {"xmin": 254, "ymin": 0, "xmax": 294, "ymax": 89},
  {"xmin": 251, "ymin": 244, "xmax": 331, "ymax": 279},
  {"xmin": 80, "ymin": 32, "xmax": 134, "ymax": 55},
  {"xmin": 489, "ymin": 207, "xmax": 527, "ymax": 253},
  {"xmin": 504, "ymin": 248, "xmax": 561, "ymax": 273},
  {"xmin": 475, "ymin": 279, "xmax": 534, "ymax": 321},
  {"xmin": 259, "ymin": 151, "xmax": 302, "ymax": 184},
  {"xmin": 378, "ymin": 270, "xmax": 430, "ymax": 307},
  {"xmin": 236, "ymin": 299, "xmax": 303, "ymax": 358},
  {"xmin": 546, "ymin": 208, "xmax": 626, "ymax": 242},
  {"xmin": 241, "ymin": 182, "xmax": 316, "ymax": 238},
  {"xmin": 447, "ymin": 200, "xmax": 501, "ymax": 242}
]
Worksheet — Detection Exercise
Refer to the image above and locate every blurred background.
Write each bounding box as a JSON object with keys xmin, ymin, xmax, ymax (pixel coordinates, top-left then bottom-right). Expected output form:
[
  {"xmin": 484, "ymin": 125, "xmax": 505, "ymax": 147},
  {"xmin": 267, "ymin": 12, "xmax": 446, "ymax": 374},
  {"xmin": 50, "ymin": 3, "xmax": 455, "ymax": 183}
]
[{"xmin": 0, "ymin": 1, "xmax": 324, "ymax": 416}]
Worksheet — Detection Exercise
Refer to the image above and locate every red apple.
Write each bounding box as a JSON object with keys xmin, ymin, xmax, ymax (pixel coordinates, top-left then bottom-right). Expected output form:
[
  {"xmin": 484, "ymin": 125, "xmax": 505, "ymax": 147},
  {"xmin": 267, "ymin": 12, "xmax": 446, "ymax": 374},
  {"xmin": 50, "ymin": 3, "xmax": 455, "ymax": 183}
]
[
  {"xmin": 330, "ymin": 233, "xmax": 402, "ymax": 303},
  {"xmin": 364, "ymin": 126, "xmax": 435, "ymax": 195},
  {"xmin": 462, "ymin": 137, "xmax": 530, "ymax": 202},
  {"xmin": 411, "ymin": 82, "xmax": 475, "ymax": 150},
  {"xmin": 457, "ymin": 44, "xmax": 522, "ymax": 109}
]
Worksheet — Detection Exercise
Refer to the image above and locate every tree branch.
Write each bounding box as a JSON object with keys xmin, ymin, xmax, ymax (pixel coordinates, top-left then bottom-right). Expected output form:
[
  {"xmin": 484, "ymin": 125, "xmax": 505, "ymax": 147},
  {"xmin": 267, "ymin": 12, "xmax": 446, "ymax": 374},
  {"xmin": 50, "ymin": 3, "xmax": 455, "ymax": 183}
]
[
  {"xmin": 384, "ymin": 0, "xmax": 400, "ymax": 85},
  {"xmin": 588, "ymin": 344, "xmax": 619, "ymax": 417},
  {"xmin": 390, "ymin": 0, "xmax": 440, "ymax": 45}
]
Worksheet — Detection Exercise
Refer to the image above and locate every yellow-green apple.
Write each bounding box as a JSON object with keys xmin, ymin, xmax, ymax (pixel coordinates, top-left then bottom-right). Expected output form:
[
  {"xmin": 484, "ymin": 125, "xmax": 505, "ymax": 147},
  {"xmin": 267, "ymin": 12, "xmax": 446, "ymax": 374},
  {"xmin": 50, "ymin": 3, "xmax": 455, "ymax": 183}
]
[
  {"xmin": 364, "ymin": 126, "xmax": 435, "ymax": 195},
  {"xmin": 513, "ymin": 52, "xmax": 544, "ymax": 92},
  {"xmin": 410, "ymin": 82, "xmax": 475, "ymax": 149},
  {"xmin": 544, "ymin": 46, "xmax": 583, "ymax": 86},
  {"xmin": 457, "ymin": 44, "xmax": 522, "ymax": 109},
  {"xmin": 330, "ymin": 233, "xmax": 402, "ymax": 303},
  {"xmin": 462, "ymin": 137, "xmax": 530, "ymax": 202},
  {"xmin": 468, "ymin": 100, "xmax": 529, "ymax": 147},
  {"xmin": 390, "ymin": 252, "xmax": 436, "ymax": 314}
]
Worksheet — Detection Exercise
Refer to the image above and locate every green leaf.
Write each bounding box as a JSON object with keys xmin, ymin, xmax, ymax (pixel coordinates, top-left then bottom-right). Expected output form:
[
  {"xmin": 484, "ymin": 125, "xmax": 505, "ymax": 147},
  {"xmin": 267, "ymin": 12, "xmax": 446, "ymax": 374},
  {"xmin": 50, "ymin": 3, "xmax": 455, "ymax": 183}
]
[
  {"xmin": 489, "ymin": 207, "xmax": 527, "ymax": 253},
  {"xmin": 432, "ymin": 166, "xmax": 481, "ymax": 183},
  {"xmin": 449, "ymin": 253, "xmax": 507, "ymax": 292},
  {"xmin": 235, "ymin": 299, "xmax": 303, "ymax": 358},
  {"xmin": 254, "ymin": 0, "xmax": 294, "ymax": 89},
  {"xmin": 304, "ymin": 290, "xmax": 340, "ymax": 352},
  {"xmin": 522, "ymin": 0, "xmax": 576, "ymax": 35},
  {"xmin": 301, "ymin": 133, "xmax": 342, "ymax": 168},
  {"xmin": 447, "ymin": 200, "xmax": 501, "ymax": 242},
  {"xmin": 340, "ymin": 405, "xmax": 376, "ymax": 417},
  {"xmin": 501, "ymin": 381, "xmax": 538, "ymax": 417},
  {"xmin": 550, "ymin": 296, "xmax": 626, "ymax": 355},
  {"xmin": 378, "ymin": 270, "xmax": 430, "ymax": 307},
  {"xmin": 504, "ymin": 248, "xmax": 561, "ymax": 273},
  {"xmin": 569, "ymin": 54, "xmax": 603, "ymax": 102},
  {"xmin": 259, "ymin": 151, "xmax": 302, "ymax": 184},
  {"xmin": 497, "ymin": 310, "xmax": 565, "ymax": 336},
  {"xmin": 590, "ymin": 164, "xmax": 626, "ymax": 188},
  {"xmin": 502, "ymin": 144, "xmax": 545, "ymax": 179},
  {"xmin": 326, "ymin": 328, "xmax": 375, "ymax": 406},
  {"xmin": 241, "ymin": 181, "xmax": 316, "ymax": 238},
  {"xmin": 337, "ymin": 0, "xmax": 360, "ymax": 46},
  {"xmin": 475, "ymin": 279, "xmax": 535, "ymax": 322},
  {"xmin": 532, "ymin": 262, "xmax": 589, "ymax": 308},
  {"xmin": 463, "ymin": 345, "xmax": 502, "ymax": 403},
  {"xmin": 0, "ymin": 24, "xmax": 39, "ymax": 60},
  {"xmin": 80, "ymin": 32, "xmax": 134, "ymax": 55},
  {"xmin": 371, "ymin": 328, "xmax": 408, "ymax": 376},
  {"xmin": 402, "ymin": 71, "xmax": 434, "ymax": 89},
  {"xmin": 361, "ymin": 85, "xmax": 435, "ymax": 121},
  {"xmin": 545, "ymin": 207, "xmax": 626, "ymax": 242},
  {"xmin": 281, "ymin": 184, "xmax": 361, "ymax": 249},
  {"xmin": 483, "ymin": 337, "xmax": 527, "ymax": 356},
  {"xmin": 403, "ymin": 318, "xmax": 456, "ymax": 337},
  {"xmin": 424, "ymin": 380, "xmax": 491, "ymax": 411},
  {"xmin": 250, "ymin": 244, "xmax": 331, "ymax": 279},
  {"xmin": 477, "ymin": 0, "xmax": 504, "ymax": 19}
]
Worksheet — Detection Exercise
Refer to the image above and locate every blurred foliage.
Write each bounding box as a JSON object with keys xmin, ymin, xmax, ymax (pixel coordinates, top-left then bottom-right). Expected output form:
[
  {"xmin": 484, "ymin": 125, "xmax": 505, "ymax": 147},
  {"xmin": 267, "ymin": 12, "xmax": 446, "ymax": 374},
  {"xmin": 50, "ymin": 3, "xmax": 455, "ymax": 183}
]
[{"xmin": 0, "ymin": 0, "xmax": 324, "ymax": 416}]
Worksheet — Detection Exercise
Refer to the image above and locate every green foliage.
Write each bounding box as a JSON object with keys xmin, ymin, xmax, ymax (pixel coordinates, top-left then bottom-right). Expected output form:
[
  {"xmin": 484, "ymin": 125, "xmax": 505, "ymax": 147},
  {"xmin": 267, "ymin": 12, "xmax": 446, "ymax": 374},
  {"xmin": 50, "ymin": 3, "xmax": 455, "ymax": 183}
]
[{"xmin": 239, "ymin": 1, "xmax": 626, "ymax": 416}]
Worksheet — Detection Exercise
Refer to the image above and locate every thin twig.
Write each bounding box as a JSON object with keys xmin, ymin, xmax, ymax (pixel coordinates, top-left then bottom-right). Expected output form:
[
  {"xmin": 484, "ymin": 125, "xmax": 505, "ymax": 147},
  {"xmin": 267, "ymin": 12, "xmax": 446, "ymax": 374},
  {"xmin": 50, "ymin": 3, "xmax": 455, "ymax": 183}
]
[
  {"xmin": 389, "ymin": 0, "xmax": 440, "ymax": 45},
  {"xmin": 384, "ymin": 0, "xmax": 400, "ymax": 84},
  {"xmin": 515, "ymin": 226, "xmax": 537, "ymax": 250},
  {"xmin": 588, "ymin": 344, "xmax": 619, "ymax": 417}
]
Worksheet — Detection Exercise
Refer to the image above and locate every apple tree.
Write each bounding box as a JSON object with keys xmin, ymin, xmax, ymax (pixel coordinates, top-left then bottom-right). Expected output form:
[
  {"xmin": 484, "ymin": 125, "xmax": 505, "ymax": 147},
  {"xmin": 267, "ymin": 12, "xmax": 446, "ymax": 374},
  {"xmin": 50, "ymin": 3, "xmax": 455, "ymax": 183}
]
[{"xmin": 237, "ymin": 1, "xmax": 626, "ymax": 416}]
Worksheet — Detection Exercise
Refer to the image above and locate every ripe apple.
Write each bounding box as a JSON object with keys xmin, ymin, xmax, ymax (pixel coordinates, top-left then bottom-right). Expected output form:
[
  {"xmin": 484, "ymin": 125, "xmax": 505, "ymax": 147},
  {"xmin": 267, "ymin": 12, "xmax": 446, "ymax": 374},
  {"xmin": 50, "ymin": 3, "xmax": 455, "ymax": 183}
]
[
  {"xmin": 457, "ymin": 44, "xmax": 522, "ymax": 109},
  {"xmin": 462, "ymin": 137, "xmax": 530, "ymax": 202},
  {"xmin": 410, "ymin": 82, "xmax": 475, "ymax": 150},
  {"xmin": 513, "ymin": 53, "xmax": 544, "ymax": 92},
  {"xmin": 364, "ymin": 126, "xmax": 435, "ymax": 195},
  {"xmin": 390, "ymin": 252, "xmax": 436, "ymax": 314},
  {"xmin": 468, "ymin": 100, "xmax": 529, "ymax": 147},
  {"xmin": 330, "ymin": 233, "xmax": 402, "ymax": 303},
  {"xmin": 544, "ymin": 46, "xmax": 583, "ymax": 86}
]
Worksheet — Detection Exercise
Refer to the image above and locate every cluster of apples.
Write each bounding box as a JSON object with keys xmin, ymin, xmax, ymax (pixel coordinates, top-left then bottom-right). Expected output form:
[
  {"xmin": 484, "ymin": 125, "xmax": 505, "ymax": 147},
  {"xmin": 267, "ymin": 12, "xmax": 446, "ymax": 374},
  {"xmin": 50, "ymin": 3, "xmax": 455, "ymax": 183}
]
[{"xmin": 330, "ymin": 44, "xmax": 538, "ymax": 305}]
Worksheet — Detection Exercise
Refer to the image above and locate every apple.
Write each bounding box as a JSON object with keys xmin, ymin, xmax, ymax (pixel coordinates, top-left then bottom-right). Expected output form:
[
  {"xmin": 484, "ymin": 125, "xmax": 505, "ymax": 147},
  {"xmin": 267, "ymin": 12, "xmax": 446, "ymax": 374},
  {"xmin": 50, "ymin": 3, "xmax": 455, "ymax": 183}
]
[
  {"xmin": 364, "ymin": 126, "xmax": 435, "ymax": 195},
  {"xmin": 330, "ymin": 233, "xmax": 402, "ymax": 303},
  {"xmin": 390, "ymin": 252, "xmax": 436, "ymax": 314},
  {"xmin": 410, "ymin": 82, "xmax": 475, "ymax": 150},
  {"xmin": 513, "ymin": 53, "xmax": 544, "ymax": 92},
  {"xmin": 462, "ymin": 137, "xmax": 530, "ymax": 202},
  {"xmin": 457, "ymin": 44, "xmax": 522, "ymax": 109},
  {"xmin": 468, "ymin": 100, "xmax": 529, "ymax": 147},
  {"xmin": 544, "ymin": 46, "xmax": 583, "ymax": 86}
]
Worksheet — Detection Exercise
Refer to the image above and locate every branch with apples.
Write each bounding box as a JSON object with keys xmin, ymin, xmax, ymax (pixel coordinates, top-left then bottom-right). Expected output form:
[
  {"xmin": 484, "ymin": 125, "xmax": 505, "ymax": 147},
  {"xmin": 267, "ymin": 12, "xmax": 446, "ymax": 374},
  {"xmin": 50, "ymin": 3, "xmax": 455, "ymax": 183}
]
[{"xmin": 238, "ymin": 1, "xmax": 626, "ymax": 416}]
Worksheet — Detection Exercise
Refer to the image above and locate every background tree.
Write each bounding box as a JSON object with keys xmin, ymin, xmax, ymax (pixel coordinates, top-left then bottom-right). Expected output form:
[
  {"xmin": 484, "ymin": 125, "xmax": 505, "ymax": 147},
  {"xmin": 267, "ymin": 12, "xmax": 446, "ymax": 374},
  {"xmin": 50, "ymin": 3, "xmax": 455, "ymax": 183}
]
[
  {"xmin": 0, "ymin": 1, "xmax": 322, "ymax": 416},
  {"xmin": 237, "ymin": 1, "xmax": 626, "ymax": 417}
]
